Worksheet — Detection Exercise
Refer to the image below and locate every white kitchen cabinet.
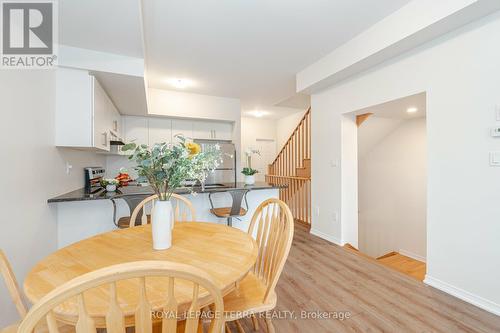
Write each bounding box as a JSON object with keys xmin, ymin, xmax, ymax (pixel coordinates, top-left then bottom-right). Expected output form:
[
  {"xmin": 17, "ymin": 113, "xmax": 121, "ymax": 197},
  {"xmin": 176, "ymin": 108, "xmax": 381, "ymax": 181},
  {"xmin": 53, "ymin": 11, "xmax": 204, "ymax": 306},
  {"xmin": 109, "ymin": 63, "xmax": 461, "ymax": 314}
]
[
  {"xmin": 192, "ymin": 121, "xmax": 212, "ymax": 140},
  {"xmin": 108, "ymin": 97, "xmax": 122, "ymax": 138},
  {"xmin": 171, "ymin": 119, "xmax": 194, "ymax": 141},
  {"xmin": 148, "ymin": 118, "xmax": 172, "ymax": 145},
  {"xmin": 93, "ymin": 79, "xmax": 111, "ymax": 151},
  {"xmin": 211, "ymin": 121, "xmax": 233, "ymax": 140},
  {"xmin": 55, "ymin": 68, "xmax": 122, "ymax": 151},
  {"xmin": 193, "ymin": 120, "xmax": 233, "ymax": 140},
  {"xmin": 124, "ymin": 116, "xmax": 148, "ymax": 146}
]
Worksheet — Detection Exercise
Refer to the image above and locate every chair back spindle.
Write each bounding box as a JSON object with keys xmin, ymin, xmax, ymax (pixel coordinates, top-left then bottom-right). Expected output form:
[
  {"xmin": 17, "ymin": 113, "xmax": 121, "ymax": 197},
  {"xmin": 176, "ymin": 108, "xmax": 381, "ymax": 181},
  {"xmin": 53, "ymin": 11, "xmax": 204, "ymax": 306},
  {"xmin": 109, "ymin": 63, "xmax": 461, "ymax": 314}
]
[
  {"xmin": 0, "ymin": 249, "xmax": 28, "ymax": 318},
  {"xmin": 130, "ymin": 194, "xmax": 196, "ymax": 228},
  {"xmin": 17, "ymin": 261, "xmax": 224, "ymax": 333},
  {"xmin": 248, "ymin": 199, "xmax": 294, "ymax": 303}
]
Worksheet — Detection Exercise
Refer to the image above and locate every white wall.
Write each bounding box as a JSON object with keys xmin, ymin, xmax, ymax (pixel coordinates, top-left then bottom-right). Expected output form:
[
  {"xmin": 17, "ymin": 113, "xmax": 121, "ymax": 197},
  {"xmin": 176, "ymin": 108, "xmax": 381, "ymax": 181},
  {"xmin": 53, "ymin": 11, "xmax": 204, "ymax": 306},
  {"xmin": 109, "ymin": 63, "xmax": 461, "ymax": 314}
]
[
  {"xmin": 148, "ymin": 88, "xmax": 243, "ymax": 178},
  {"xmin": 297, "ymin": 0, "xmax": 500, "ymax": 92},
  {"xmin": 358, "ymin": 118, "xmax": 427, "ymax": 260},
  {"xmin": 0, "ymin": 70, "xmax": 105, "ymax": 326},
  {"xmin": 241, "ymin": 117, "xmax": 277, "ymax": 181},
  {"xmin": 340, "ymin": 114, "xmax": 358, "ymax": 247},
  {"xmin": 148, "ymin": 88, "xmax": 240, "ymax": 121},
  {"xmin": 276, "ymin": 110, "xmax": 306, "ymax": 150},
  {"xmin": 310, "ymin": 12, "xmax": 500, "ymax": 314},
  {"xmin": 358, "ymin": 117, "xmax": 404, "ymax": 158}
]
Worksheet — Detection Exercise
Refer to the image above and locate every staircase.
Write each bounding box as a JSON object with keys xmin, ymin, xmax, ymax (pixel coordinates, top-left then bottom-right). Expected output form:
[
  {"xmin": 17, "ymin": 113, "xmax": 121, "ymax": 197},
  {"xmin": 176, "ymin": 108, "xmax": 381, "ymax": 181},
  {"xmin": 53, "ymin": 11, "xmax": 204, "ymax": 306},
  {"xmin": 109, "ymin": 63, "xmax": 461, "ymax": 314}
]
[
  {"xmin": 266, "ymin": 108, "xmax": 311, "ymax": 225},
  {"xmin": 343, "ymin": 244, "xmax": 426, "ymax": 281}
]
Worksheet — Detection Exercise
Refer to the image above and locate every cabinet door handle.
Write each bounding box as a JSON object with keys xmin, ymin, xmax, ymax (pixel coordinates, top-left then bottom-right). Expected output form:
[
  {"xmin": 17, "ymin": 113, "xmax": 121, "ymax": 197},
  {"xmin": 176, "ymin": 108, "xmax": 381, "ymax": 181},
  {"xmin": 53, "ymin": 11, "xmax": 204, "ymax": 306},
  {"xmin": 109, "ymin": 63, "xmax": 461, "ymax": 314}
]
[
  {"xmin": 213, "ymin": 130, "xmax": 216, "ymax": 139},
  {"xmin": 102, "ymin": 132, "xmax": 108, "ymax": 147},
  {"xmin": 113, "ymin": 120, "xmax": 118, "ymax": 132}
]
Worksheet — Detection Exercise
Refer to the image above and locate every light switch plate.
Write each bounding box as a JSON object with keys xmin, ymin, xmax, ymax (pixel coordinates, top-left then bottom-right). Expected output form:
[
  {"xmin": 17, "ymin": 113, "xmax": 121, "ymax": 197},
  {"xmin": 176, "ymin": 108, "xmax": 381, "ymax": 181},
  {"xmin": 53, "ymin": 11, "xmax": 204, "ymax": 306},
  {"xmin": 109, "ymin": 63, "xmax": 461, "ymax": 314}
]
[
  {"xmin": 491, "ymin": 127, "xmax": 500, "ymax": 137},
  {"xmin": 490, "ymin": 152, "xmax": 500, "ymax": 166}
]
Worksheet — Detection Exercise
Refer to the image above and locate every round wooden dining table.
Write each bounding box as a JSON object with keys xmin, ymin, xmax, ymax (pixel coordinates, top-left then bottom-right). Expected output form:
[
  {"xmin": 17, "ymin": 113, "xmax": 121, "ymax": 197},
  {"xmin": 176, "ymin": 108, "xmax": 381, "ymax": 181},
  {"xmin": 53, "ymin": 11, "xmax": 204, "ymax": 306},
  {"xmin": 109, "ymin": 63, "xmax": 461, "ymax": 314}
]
[{"xmin": 23, "ymin": 222, "xmax": 258, "ymax": 327}]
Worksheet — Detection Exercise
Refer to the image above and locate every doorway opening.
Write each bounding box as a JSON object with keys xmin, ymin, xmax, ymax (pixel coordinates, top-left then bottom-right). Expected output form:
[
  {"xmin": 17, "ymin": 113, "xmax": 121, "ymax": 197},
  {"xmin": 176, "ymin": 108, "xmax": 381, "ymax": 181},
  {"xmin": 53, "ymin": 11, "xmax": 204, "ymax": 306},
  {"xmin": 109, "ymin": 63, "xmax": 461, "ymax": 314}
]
[{"xmin": 345, "ymin": 92, "xmax": 427, "ymax": 281}]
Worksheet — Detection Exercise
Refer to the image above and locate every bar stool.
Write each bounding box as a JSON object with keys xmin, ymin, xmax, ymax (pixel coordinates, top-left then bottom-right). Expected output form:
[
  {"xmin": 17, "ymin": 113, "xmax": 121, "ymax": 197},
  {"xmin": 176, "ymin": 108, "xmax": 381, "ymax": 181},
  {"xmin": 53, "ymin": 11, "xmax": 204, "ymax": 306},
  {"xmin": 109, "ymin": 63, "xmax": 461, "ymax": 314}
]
[
  {"xmin": 110, "ymin": 194, "xmax": 150, "ymax": 228},
  {"xmin": 209, "ymin": 189, "xmax": 249, "ymax": 227}
]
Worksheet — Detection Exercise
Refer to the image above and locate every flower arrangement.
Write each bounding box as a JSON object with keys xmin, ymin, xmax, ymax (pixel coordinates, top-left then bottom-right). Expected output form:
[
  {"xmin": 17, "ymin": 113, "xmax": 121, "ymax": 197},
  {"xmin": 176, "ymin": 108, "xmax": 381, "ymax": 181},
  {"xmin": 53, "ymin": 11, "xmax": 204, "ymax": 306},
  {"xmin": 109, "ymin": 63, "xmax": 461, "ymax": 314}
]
[
  {"xmin": 122, "ymin": 135, "xmax": 221, "ymax": 201},
  {"xmin": 100, "ymin": 178, "xmax": 119, "ymax": 187},
  {"xmin": 242, "ymin": 148, "xmax": 260, "ymax": 176}
]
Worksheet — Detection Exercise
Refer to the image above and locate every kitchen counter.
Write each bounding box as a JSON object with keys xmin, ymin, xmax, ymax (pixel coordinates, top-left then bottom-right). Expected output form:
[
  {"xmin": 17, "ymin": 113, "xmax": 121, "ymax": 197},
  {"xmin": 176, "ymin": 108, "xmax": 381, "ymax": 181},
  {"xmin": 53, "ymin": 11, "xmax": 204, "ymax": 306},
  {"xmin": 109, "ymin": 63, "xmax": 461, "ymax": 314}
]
[
  {"xmin": 48, "ymin": 182, "xmax": 285, "ymax": 203},
  {"xmin": 51, "ymin": 182, "xmax": 285, "ymax": 248}
]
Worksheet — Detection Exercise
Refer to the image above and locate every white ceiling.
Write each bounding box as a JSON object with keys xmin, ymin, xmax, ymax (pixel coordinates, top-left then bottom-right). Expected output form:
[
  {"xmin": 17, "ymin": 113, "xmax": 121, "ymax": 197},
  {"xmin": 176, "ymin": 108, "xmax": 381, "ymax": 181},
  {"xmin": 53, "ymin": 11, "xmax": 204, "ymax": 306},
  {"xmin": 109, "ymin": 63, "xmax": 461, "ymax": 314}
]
[
  {"xmin": 242, "ymin": 106, "xmax": 305, "ymax": 120},
  {"xmin": 59, "ymin": 0, "xmax": 143, "ymax": 58},
  {"xmin": 141, "ymin": 0, "xmax": 411, "ymax": 109},
  {"xmin": 357, "ymin": 93, "xmax": 426, "ymax": 158},
  {"xmin": 60, "ymin": 0, "xmax": 412, "ymax": 112},
  {"xmin": 275, "ymin": 93, "xmax": 311, "ymax": 110},
  {"xmin": 355, "ymin": 92, "xmax": 427, "ymax": 120},
  {"xmin": 93, "ymin": 72, "xmax": 148, "ymax": 116}
]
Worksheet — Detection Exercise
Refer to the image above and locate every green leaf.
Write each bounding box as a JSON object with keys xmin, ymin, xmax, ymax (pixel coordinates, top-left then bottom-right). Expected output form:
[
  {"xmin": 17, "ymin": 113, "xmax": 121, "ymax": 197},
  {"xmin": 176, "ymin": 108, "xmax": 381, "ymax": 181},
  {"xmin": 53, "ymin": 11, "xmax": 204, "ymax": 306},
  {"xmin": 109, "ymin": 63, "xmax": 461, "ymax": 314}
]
[{"xmin": 121, "ymin": 143, "xmax": 137, "ymax": 151}]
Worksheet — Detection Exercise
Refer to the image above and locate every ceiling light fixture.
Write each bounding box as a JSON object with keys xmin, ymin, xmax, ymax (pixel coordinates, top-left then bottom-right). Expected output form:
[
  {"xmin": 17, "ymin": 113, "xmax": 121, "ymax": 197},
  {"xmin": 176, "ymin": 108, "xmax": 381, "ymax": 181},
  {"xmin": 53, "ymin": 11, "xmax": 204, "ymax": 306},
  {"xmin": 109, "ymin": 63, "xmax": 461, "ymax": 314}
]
[
  {"xmin": 166, "ymin": 78, "xmax": 193, "ymax": 89},
  {"xmin": 407, "ymin": 107, "xmax": 419, "ymax": 113},
  {"xmin": 249, "ymin": 111, "xmax": 268, "ymax": 118}
]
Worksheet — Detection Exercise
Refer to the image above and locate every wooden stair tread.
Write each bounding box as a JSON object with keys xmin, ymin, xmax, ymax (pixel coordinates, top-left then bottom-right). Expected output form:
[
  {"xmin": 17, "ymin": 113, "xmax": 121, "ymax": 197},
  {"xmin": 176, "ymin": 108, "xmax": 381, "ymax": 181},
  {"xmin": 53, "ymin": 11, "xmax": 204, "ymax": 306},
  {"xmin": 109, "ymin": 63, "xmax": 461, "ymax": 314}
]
[
  {"xmin": 356, "ymin": 113, "xmax": 373, "ymax": 127},
  {"xmin": 343, "ymin": 249, "xmax": 426, "ymax": 281},
  {"xmin": 343, "ymin": 244, "xmax": 374, "ymax": 260},
  {"xmin": 376, "ymin": 251, "xmax": 398, "ymax": 260},
  {"xmin": 376, "ymin": 253, "xmax": 426, "ymax": 281}
]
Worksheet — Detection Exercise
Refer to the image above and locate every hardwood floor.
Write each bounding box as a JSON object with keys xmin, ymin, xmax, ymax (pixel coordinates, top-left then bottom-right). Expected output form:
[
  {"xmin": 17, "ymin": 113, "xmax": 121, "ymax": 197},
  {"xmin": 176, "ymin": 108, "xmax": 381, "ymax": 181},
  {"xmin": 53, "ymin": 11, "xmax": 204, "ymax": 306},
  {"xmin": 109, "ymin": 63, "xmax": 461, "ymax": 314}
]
[
  {"xmin": 226, "ymin": 224, "xmax": 500, "ymax": 333},
  {"xmin": 377, "ymin": 252, "xmax": 426, "ymax": 281}
]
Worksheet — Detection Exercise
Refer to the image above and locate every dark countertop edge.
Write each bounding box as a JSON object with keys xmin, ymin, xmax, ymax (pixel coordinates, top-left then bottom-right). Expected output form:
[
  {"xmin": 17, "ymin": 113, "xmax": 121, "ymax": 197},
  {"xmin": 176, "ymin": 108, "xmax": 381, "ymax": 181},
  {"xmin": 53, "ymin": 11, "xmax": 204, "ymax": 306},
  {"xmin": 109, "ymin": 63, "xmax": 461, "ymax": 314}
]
[{"xmin": 48, "ymin": 182, "xmax": 287, "ymax": 203}]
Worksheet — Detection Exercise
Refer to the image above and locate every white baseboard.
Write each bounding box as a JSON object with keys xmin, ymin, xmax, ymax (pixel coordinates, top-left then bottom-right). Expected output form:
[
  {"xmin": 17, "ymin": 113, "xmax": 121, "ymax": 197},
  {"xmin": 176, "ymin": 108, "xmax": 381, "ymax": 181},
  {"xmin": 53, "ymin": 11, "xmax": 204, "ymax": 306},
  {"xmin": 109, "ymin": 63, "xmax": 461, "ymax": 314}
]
[
  {"xmin": 424, "ymin": 275, "xmax": 500, "ymax": 316},
  {"xmin": 398, "ymin": 249, "xmax": 426, "ymax": 263},
  {"xmin": 310, "ymin": 228, "xmax": 343, "ymax": 246}
]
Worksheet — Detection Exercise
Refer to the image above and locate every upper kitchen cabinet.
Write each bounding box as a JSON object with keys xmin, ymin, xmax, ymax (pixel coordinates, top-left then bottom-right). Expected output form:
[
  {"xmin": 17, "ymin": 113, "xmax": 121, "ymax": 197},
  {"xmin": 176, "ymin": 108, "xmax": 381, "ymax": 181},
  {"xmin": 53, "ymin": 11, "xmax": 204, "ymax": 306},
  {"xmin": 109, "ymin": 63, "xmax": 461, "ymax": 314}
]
[
  {"xmin": 192, "ymin": 120, "xmax": 233, "ymax": 140},
  {"xmin": 92, "ymin": 78, "xmax": 112, "ymax": 151},
  {"xmin": 171, "ymin": 119, "xmax": 194, "ymax": 141},
  {"xmin": 211, "ymin": 121, "xmax": 233, "ymax": 140},
  {"xmin": 123, "ymin": 116, "xmax": 148, "ymax": 146},
  {"xmin": 148, "ymin": 117, "xmax": 172, "ymax": 145},
  {"xmin": 55, "ymin": 68, "xmax": 122, "ymax": 151}
]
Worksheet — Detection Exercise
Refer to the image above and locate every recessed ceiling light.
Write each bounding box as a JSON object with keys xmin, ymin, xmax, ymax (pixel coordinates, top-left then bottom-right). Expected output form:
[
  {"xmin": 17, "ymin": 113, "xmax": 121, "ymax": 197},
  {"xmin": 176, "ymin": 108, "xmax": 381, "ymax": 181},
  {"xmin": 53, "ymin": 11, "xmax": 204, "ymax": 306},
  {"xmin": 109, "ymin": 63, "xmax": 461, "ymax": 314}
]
[
  {"xmin": 166, "ymin": 78, "xmax": 193, "ymax": 89},
  {"xmin": 407, "ymin": 107, "xmax": 419, "ymax": 113},
  {"xmin": 248, "ymin": 110, "xmax": 269, "ymax": 118}
]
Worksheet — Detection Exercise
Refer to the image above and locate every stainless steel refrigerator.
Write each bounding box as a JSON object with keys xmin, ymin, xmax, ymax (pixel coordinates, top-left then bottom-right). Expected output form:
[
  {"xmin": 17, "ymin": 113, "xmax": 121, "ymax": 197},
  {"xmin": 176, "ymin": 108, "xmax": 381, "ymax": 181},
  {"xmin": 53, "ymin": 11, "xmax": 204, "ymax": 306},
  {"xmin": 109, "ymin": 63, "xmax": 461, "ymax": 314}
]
[{"xmin": 195, "ymin": 140, "xmax": 236, "ymax": 185}]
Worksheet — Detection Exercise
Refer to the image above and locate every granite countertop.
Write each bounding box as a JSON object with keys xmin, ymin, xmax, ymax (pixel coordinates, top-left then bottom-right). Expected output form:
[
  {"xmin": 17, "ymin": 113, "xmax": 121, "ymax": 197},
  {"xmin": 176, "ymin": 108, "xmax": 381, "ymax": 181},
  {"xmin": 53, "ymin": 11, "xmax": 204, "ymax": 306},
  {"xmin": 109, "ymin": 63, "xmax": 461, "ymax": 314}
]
[{"xmin": 48, "ymin": 182, "xmax": 285, "ymax": 203}]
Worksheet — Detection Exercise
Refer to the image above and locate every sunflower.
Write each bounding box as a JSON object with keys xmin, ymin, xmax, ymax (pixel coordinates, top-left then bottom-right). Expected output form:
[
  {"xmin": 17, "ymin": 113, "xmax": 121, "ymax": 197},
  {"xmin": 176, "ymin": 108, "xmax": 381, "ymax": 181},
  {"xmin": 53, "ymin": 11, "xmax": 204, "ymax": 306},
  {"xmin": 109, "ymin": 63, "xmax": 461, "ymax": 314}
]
[{"xmin": 185, "ymin": 142, "xmax": 201, "ymax": 157}]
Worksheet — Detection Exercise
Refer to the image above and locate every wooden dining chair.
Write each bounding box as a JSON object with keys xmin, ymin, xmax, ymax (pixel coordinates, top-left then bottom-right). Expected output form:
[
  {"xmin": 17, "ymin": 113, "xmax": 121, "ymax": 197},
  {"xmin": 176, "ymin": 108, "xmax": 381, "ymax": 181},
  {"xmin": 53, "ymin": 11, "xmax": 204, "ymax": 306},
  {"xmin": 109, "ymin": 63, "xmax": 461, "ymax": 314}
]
[
  {"xmin": 15, "ymin": 261, "xmax": 224, "ymax": 333},
  {"xmin": 222, "ymin": 198, "xmax": 294, "ymax": 333},
  {"xmin": 129, "ymin": 194, "xmax": 196, "ymax": 228},
  {"xmin": 0, "ymin": 250, "xmax": 73, "ymax": 333},
  {"xmin": 0, "ymin": 249, "xmax": 28, "ymax": 319}
]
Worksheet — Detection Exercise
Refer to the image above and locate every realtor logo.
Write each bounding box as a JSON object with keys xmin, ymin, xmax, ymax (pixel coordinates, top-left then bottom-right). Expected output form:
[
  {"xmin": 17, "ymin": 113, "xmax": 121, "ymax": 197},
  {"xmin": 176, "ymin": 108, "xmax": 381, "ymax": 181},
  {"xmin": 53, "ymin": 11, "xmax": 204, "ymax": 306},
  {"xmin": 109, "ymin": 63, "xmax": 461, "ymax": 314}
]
[{"xmin": 1, "ymin": 0, "xmax": 57, "ymax": 68}]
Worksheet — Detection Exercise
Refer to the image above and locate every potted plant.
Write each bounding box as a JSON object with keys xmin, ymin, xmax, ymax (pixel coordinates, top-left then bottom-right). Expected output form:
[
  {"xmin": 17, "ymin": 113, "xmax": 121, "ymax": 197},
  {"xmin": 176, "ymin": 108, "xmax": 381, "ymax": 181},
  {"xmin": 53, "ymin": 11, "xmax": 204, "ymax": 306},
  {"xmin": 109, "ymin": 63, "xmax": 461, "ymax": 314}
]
[
  {"xmin": 100, "ymin": 178, "xmax": 120, "ymax": 192},
  {"xmin": 242, "ymin": 148, "xmax": 260, "ymax": 185},
  {"xmin": 242, "ymin": 167, "xmax": 258, "ymax": 185},
  {"xmin": 122, "ymin": 135, "xmax": 221, "ymax": 250}
]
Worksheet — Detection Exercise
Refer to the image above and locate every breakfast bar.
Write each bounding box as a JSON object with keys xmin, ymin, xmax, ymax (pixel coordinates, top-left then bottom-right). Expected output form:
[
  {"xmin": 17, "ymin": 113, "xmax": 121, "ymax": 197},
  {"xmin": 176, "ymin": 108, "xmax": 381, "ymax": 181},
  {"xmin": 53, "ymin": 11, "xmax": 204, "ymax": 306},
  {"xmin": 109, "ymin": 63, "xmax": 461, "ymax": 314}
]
[{"xmin": 48, "ymin": 182, "xmax": 283, "ymax": 248}]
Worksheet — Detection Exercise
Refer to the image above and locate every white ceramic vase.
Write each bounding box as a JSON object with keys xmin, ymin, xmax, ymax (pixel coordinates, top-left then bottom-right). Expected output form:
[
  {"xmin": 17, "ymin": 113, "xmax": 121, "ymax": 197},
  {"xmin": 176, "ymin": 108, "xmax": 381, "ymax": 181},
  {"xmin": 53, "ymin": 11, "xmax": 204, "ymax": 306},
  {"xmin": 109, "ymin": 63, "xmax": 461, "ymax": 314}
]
[
  {"xmin": 106, "ymin": 184, "xmax": 117, "ymax": 192},
  {"xmin": 244, "ymin": 175, "xmax": 255, "ymax": 185},
  {"xmin": 151, "ymin": 200, "xmax": 173, "ymax": 250}
]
